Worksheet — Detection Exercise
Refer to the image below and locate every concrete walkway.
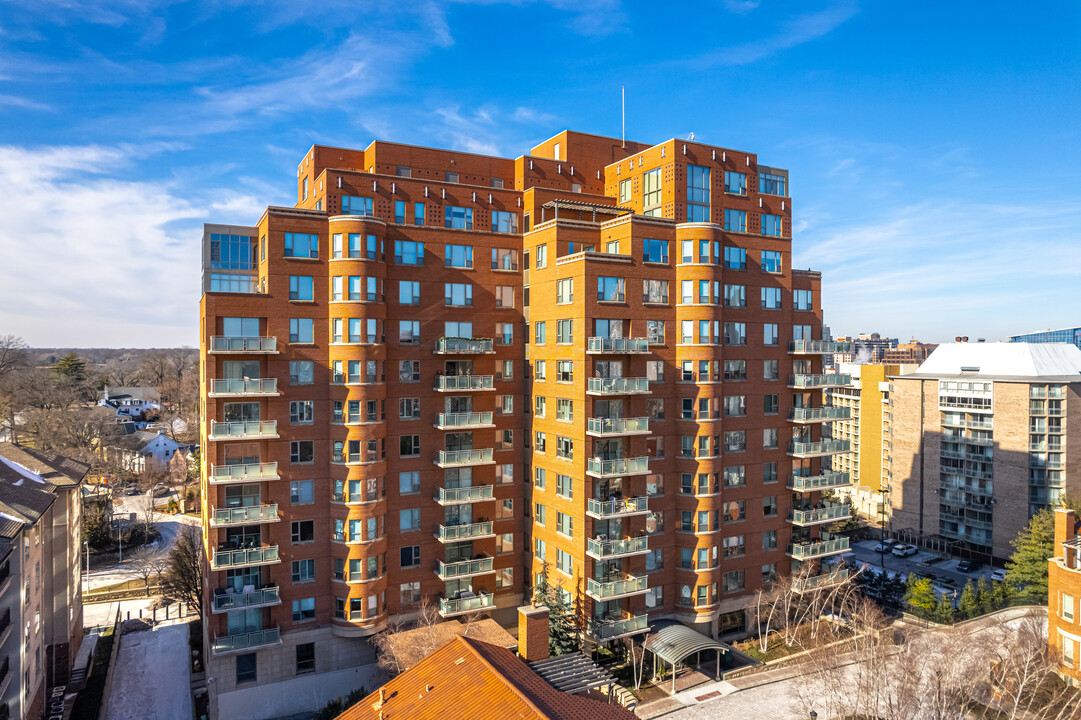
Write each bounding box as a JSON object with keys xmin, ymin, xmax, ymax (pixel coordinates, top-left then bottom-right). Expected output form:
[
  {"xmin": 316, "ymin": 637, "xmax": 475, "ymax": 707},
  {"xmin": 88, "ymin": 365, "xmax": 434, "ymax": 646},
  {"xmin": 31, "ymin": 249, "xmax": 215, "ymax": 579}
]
[{"xmin": 103, "ymin": 623, "xmax": 193, "ymax": 720}]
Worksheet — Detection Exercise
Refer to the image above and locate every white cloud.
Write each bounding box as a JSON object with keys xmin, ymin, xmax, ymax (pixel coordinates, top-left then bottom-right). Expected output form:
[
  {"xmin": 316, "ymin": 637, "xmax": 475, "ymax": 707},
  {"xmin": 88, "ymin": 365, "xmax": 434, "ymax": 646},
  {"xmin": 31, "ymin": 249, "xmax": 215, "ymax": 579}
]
[
  {"xmin": 720, "ymin": 0, "xmax": 760, "ymax": 13},
  {"xmin": 0, "ymin": 93, "xmax": 53, "ymax": 111}
]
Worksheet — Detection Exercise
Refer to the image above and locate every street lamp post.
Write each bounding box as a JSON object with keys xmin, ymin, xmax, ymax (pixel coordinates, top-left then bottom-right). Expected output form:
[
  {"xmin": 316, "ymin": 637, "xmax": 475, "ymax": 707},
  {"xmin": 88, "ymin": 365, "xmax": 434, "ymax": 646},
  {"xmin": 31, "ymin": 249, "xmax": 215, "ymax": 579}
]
[
  {"xmin": 84, "ymin": 540, "xmax": 89, "ymax": 593},
  {"xmin": 879, "ymin": 485, "xmax": 890, "ymax": 573}
]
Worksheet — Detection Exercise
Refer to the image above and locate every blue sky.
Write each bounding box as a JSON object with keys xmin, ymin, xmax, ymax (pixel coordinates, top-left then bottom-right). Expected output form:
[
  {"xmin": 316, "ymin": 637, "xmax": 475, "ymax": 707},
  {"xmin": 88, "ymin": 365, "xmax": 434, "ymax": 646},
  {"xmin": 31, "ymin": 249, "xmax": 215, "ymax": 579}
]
[{"xmin": 1, "ymin": 0, "xmax": 1078, "ymax": 347}]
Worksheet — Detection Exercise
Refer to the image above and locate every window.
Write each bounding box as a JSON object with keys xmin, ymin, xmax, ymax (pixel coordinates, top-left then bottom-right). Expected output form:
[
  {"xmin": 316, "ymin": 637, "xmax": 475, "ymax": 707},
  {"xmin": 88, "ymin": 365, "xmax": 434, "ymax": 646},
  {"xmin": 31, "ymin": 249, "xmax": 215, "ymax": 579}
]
[
  {"xmin": 762, "ymin": 214, "xmax": 783, "ymax": 236},
  {"xmin": 724, "ymin": 209, "xmax": 746, "ymax": 232},
  {"xmin": 534, "ymin": 467, "xmax": 546, "ymax": 490},
  {"xmin": 763, "ymin": 496, "xmax": 778, "ymax": 517},
  {"xmin": 445, "ymin": 244, "xmax": 473, "ymax": 268},
  {"xmin": 760, "ymin": 171, "xmax": 786, "ymax": 196},
  {"xmin": 497, "ymin": 323, "xmax": 514, "ymax": 344},
  {"xmin": 210, "ymin": 233, "xmax": 255, "ymax": 270},
  {"xmin": 399, "ymin": 435, "xmax": 420, "ymax": 458},
  {"xmin": 400, "ymin": 582, "xmax": 421, "ymax": 606},
  {"xmin": 399, "ymin": 508, "xmax": 420, "ymax": 532},
  {"xmin": 290, "ymin": 441, "xmax": 314, "ymax": 464},
  {"xmin": 1063, "ymin": 593, "xmax": 1075, "ymax": 622},
  {"xmin": 445, "ymin": 171, "xmax": 459, "ymax": 183},
  {"xmin": 556, "ymin": 511, "xmax": 573, "ymax": 537},
  {"xmin": 398, "ymin": 471, "xmax": 420, "ymax": 496},
  {"xmin": 290, "ymin": 480, "xmax": 313, "ymax": 505},
  {"xmin": 534, "ymin": 359, "xmax": 546, "ymax": 381},
  {"xmin": 597, "ymin": 276, "xmax": 624, "ymax": 302},
  {"xmin": 794, "ymin": 289, "xmax": 813, "ymax": 310},
  {"xmin": 289, "ymin": 318, "xmax": 313, "ymax": 343},
  {"xmin": 534, "ymin": 396, "xmax": 546, "ymax": 417},
  {"xmin": 284, "ymin": 233, "xmax": 318, "ymax": 259},
  {"xmin": 495, "ymin": 286, "xmax": 514, "ymax": 308},
  {"xmin": 534, "ymin": 431, "xmax": 546, "ymax": 453},
  {"xmin": 643, "ymin": 238, "xmax": 668, "ymax": 263},
  {"xmin": 400, "ymin": 281, "xmax": 420, "ymax": 305},
  {"xmin": 763, "ymin": 462, "xmax": 778, "ymax": 484},
  {"xmin": 763, "ymin": 360, "xmax": 779, "ymax": 381},
  {"xmin": 341, "ymin": 196, "xmax": 373, "ymax": 215},
  {"xmin": 761, "ymin": 250, "xmax": 783, "ymax": 273},
  {"xmin": 554, "ymin": 398, "xmax": 574, "ymax": 422},
  {"xmin": 724, "ymin": 284, "xmax": 745, "ymax": 307},
  {"xmin": 292, "ymin": 559, "xmax": 315, "ymax": 583},
  {"xmin": 535, "ymin": 504, "xmax": 546, "ymax": 527},
  {"xmin": 288, "ymin": 276, "xmax": 314, "ymax": 301},
  {"xmin": 723, "ymin": 395, "xmax": 746, "ymax": 417},
  {"xmin": 646, "ymin": 320, "xmax": 665, "ymax": 344},
  {"xmin": 492, "ymin": 211, "xmax": 518, "ymax": 233},
  {"xmin": 399, "ymin": 320, "xmax": 419, "ymax": 344},
  {"xmin": 647, "ymin": 361, "xmax": 664, "ymax": 383},
  {"xmin": 535, "ymin": 243, "xmax": 547, "ymax": 268},
  {"xmin": 556, "ymin": 278, "xmax": 573, "ymax": 304},
  {"xmin": 395, "ymin": 240, "xmax": 424, "ymax": 265},
  {"xmin": 291, "ymin": 520, "xmax": 314, "ymax": 543},
  {"xmin": 236, "ymin": 653, "xmax": 256, "ymax": 684},
  {"xmin": 687, "ymin": 165, "xmax": 710, "ymax": 221},
  {"xmin": 724, "ymin": 322, "xmax": 746, "ymax": 345},
  {"xmin": 619, "ymin": 178, "xmax": 632, "ymax": 203},
  {"xmin": 534, "ymin": 322, "xmax": 546, "ymax": 345},
  {"xmin": 763, "ymin": 324, "xmax": 779, "ymax": 346},
  {"xmin": 724, "ymin": 171, "xmax": 746, "ymax": 195},
  {"xmin": 643, "ymin": 279, "xmax": 668, "ymax": 304},
  {"xmin": 643, "ymin": 168, "xmax": 662, "ymax": 215},
  {"xmin": 399, "ymin": 360, "xmax": 420, "ymax": 383},
  {"xmin": 445, "ymin": 206, "xmax": 474, "ymax": 229},
  {"xmin": 498, "ymin": 395, "xmax": 514, "ymax": 414},
  {"xmin": 492, "ymin": 248, "xmax": 518, "ymax": 270},
  {"xmin": 556, "ymin": 436, "xmax": 573, "ymax": 459},
  {"xmin": 445, "ymin": 283, "xmax": 473, "ymax": 307},
  {"xmin": 415, "ymin": 202, "xmax": 425, "ymax": 226},
  {"xmin": 400, "ymin": 545, "xmax": 421, "ymax": 569},
  {"xmin": 394, "ymin": 200, "xmax": 406, "ymax": 223},
  {"xmin": 292, "ymin": 597, "xmax": 315, "ymax": 621},
  {"xmin": 723, "ymin": 569, "xmax": 745, "ymax": 593},
  {"xmin": 724, "ymin": 246, "xmax": 746, "ymax": 270},
  {"xmin": 724, "ymin": 431, "xmax": 746, "ymax": 452},
  {"xmin": 556, "ymin": 473, "xmax": 573, "ymax": 498},
  {"xmin": 290, "ymin": 400, "xmax": 313, "ymax": 424},
  {"xmin": 557, "ymin": 549, "xmax": 572, "ymax": 574},
  {"xmin": 761, "ymin": 287, "xmax": 782, "ymax": 309},
  {"xmin": 556, "ymin": 360, "xmax": 573, "ymax": 382},
  {"xmin": 557, "ymin": 320, "xmax": 573, "ymax": 344}
]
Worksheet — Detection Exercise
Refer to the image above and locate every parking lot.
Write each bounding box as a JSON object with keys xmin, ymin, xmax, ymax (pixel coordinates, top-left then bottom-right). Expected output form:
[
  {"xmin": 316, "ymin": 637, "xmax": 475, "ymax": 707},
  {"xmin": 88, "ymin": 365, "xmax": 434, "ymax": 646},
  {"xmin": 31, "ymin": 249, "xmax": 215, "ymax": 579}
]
[{"xmin": 843, "ymin": 539, "xmax": 1004, "ymax": 602}]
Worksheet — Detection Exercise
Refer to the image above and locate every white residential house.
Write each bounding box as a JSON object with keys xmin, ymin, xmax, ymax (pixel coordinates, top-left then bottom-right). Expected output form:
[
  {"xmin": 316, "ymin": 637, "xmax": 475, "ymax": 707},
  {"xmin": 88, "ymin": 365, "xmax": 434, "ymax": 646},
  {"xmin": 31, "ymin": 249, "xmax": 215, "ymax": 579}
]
[
  {"xmin": 106, "ymin": 430, "xmax": 187, "ymax": 474},
  {"xmin": 97, "ymin": 386, "xmax": 161, "ymax": 419}
]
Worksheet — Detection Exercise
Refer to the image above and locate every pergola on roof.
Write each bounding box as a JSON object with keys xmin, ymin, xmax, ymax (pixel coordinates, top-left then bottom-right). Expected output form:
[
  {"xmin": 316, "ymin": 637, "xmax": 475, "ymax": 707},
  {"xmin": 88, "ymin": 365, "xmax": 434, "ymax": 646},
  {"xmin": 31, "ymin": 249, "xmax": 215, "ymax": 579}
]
[{"xmin": 529, "ymin": 653, "xmax": 620, "ymax": 695}]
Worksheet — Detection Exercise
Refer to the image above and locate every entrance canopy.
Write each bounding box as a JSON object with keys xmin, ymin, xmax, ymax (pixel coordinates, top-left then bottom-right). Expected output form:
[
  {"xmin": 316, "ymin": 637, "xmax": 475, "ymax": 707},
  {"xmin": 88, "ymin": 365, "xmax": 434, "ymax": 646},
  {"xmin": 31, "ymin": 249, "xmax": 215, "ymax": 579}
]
[{"xmin": 644, "ymin": 624, "xmax": 729, "ymax": 668}]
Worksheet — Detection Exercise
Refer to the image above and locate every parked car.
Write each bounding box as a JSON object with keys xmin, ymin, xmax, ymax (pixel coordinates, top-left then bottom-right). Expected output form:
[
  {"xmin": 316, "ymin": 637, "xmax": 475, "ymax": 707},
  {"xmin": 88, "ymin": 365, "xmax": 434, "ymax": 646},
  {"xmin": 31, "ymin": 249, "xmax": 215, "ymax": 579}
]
[
  {"xmin": 891, "ymin": 544, "xmax": 918, "ymax": 557},
  {"xmin": 874, "ymin": 539, "xmax": 896, "ymax": 553},
  {"xmin": 123, "ymin": 485, "xmax": 140, "ymax": 496},
  {"xmin": 957, "ymin": 560, "xmax": 980, "ymax": 573},
  {"xmin": 990, "ymin": 568, "xmax": 1007, "ymax": 582}
]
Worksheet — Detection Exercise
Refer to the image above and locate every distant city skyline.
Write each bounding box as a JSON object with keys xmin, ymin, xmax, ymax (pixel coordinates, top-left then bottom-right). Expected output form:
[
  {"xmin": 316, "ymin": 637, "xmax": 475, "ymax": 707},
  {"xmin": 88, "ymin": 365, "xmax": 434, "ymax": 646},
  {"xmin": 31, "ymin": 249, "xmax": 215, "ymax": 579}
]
[{"xmin": 1, "ymin": 1, "xmax": 1078, "ymax": 346}]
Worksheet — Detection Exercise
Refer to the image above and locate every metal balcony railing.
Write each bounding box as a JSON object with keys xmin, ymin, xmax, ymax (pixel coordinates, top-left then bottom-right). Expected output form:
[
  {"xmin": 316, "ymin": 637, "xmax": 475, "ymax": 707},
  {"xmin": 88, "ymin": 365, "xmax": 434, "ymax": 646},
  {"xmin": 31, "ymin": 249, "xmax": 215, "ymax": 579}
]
[
  {"xmin": 436, "ymin": 556, "xmax": 495, "ymax": 579},
  {"xmin": 212, "ymin": 627, "xmax": 281, "ymax": 655},
  {"xmin": 586, "ymin": 417, "xmax": 650, "ymax": 435},
  {"xmin": 437, "ymin": 521, "xmax": 495, "ymax": 542},
  {"xmin": 586, "ymin": 377, "xmax": 650, "ymax": 395},
  {"xmin": 586, "ymin": 337, "xmax": 650, "ymax": 354},
  {"xmin": 789, "ymin": 503, "xmax": 850, "ymax": 526},
  {"xmin": 787, "ymin": 471, "xmax": 851, "ymax": 492},
  {"xmin": 209, "ymin": 504, "xmax": 279, "ymax": 527},
  {"xmin": 436, "ymin": 448, "xmax": 495, "ymax": 467},
  {"xmin": 435, "ymin": 412, "xmax": 494, "ymax": 429},
  {"xmin": 435, "ymin": 337, "xmax": 494, "ymax": 354},
  {"xmin": 435, "ymin": 375, "xmax": 495, "ymax": 391},
  {"xmin": 788, "ymin": 440, "xmax": 851, "ymax": 457},
  {"xmin": 587, "ymin": 615, "xmax": 648, "ymax": 640},
  {"xmin": 585, "ymin": 575, "xmax": 648, "ymax": 600},
  {"xmin": 208, "ymin": 420, "xmax": 278, "ymax": 440},
  {"xmin": 209, "ymin": 462, "xmax": 279, "ymax": 483},
  {"xmin": 788, "ymin": 535, "xmax": 850, "ymax": 560},
  {"xmin": 586, "ymin": 457, "xmax": 650, "ymax": 477},
  {"xmin": 789, "ymin": 374, "xmax": 853, "ymax": 389},
  {"xmin": 788, "ymin": 340, "xmax": 852, "ymax": 354},
  {"xmin": 210, "ymin": 545, "xmax": 280, "ymax": 570},
  {"xmin": 793, "ymin": 569, "xmax": 850, "ymax": 593},
  {"xmin": 437, "ymin": 485, "xmax": 495, "ymax": 505},
  {"xmin": 789, "ymin": 407, "xmax": 851, "ymax": 423},
  {"xmin": 586, "ymin": 496, "xmax": 649, "ymax": 518},
  {"xmin": 212, "ymin": 586, "xmax": 281, "ymax": 613},
  {"xmin": 209, "ymin": 336, "xmax": 278, "ymax": 354},
  {"xmin": 439, "ymin": 593, "xmax": 495, "ymax": 617},
  {"xmin": 586, "ymin": 536, "xmax": 648, "ymax": 559},
  {"xmin": 207, "ymin": 378, "xmax": 278, "ymax": 396}
]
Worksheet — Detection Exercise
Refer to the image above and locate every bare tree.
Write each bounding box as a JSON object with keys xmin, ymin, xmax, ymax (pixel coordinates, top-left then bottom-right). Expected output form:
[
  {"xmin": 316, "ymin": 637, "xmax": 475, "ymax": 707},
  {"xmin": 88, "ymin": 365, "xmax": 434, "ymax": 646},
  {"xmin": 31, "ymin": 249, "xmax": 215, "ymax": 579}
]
[
  {"xmin": 374, "ymin": 597, "xmax": 447, "ymax": 676},
  {"xmin": 167, "ymin": 524, "xmax": 203, "ymax": 616},
  {"xmin": 129, "ymin": 545, "xmax": 164, "ymax": 596},
  {"xmin": 0, "ymin": 335, "xmax": 28, "ymax": 380},
  {"xmin": 623, "ymin": 633, "xmax": 652, "ymax": 692}
]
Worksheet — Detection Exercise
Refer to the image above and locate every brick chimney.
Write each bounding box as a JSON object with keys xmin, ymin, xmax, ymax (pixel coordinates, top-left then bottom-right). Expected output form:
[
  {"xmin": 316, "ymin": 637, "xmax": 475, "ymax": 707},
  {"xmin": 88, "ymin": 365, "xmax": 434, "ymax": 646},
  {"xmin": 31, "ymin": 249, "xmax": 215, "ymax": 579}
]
[
  {"xmin": 518, "ymin": 605, "xmax": 550, "ymax": 662},
  {"xmin": 1054, "ymin": 507, "xmax": 1076, "ymax": 557}
]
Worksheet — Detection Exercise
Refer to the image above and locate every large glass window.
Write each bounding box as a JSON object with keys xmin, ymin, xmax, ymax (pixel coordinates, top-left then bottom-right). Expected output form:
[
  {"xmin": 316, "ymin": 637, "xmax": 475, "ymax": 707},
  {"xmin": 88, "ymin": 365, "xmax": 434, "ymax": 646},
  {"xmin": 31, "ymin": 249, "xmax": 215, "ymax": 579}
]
[
  {"xmin": 492, "ymin": 248, "xmax": 518, "ymax": 270},
  {"xmin": 284, "ymin": 233, "xmax": 318, "ymax": 259},
  {"xmin": 491, "ymin": 211, "xmax": 518, "ymax": 233},
  {"xmin": 762, "ymin": 214, "xmax": 783, "ymax": 236},
  {"xmin": 761, "ymin": 250, "xmax": 783, "ymax": 273},
  {"xmin": 445, "ymin": 206, "xmax": 474, "ymax": 229},
  {"xmin": 643, "ymin": 168, "xmax": 663, "ymax": 215},
  {"xmin": 643, "ymin": 238, "xmax": 669, "ymax": 264},
  {"xmin": 724, "ymin": 209, "xmax": 746, "ymax": 232},
  {"xmin": 445, "ymin": 283, "xmax": 473, "ymax": 307},
  {"xmin": 759, "ymin": 172, "xmax": 787, "ymax": 196},
  {"xmin": 687, "ymin": 165, "xmax": 710, "ymax": 222},
  {"xmin": 597, "ymin": 277, "xmax": 624, "ymax": 302},
  {"xmin": 289, "ymin": 276, "xmax": 314, "ymax": 301},
  {"xmin": 445, "ymin": 244, "xmax": 473, "ymax": 268},
  {"xmin": 289, "ymin": 318, "xmax": 313, "ymax": 343},
  {"xmin": 210, "ymin": 234, "xmax": 255, "ymax": 270},
  {"xmin": 341, "ymin": 196, "xmax": 373, "ymax": 215},
  {"xmin": 395, "ymin": 240, "xmax": 424, "ymax": 265},
  {"xmin": 724, "ymin": 171, "xmax": 746, "ymax": 195}
]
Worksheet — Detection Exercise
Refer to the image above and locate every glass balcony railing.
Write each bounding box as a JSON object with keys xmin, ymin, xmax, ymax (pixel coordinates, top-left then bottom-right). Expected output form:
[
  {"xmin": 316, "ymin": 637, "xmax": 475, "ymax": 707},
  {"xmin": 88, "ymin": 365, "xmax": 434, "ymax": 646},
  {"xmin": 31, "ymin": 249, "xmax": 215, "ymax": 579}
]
[
  {"xmin": 210, "ymin": 546, "xmax": 280, "ymax": 570},
  {"xmin": 586, "ymin": 575, "xmax": 648, "ymax": 600},
  {"xmin": 436, "ymin": 556, "xmax": 495, "ymax": 579},
  {"xmin": 209, "ymin": 504, "xmax": 279, "ymax": 527},
  {"xmin": 435, "ymin": 337, "xmax": 494, "ymax": 354},
  {"xmin": 788, "ymin": 440, "xmax": 851, "ymax": 457},
  {"xmin": 209, "ymin": 336, "xmax": 277, "ymax": 354},
  {"xmin": 789, "ymin": 407, "xmax": 851, "ymax": 423},
  {"xmin": 788, "ymin": 534, "xmax": 850, "ymax": 560},
  {"xmin": 586, "ymin": 457, "xmax": 650, "ymax": 477},
  {"xmin": 586, "ymin": 377, "xmax": 650, "ymax": 395},
  {"xmin": 436, "ymin": 375, "xmax": 495, "ymax": 391},
  {"xmin": 437, "ymin": 521, "xmax": 494, "ymax": 542},
  {"xmin": 436, "ymin": 448, "xmax": 494, "ymax": 467},
  {"xmin": 789, "ymin": 374, "xmax": 853, "ymax": 389},
  {"xmin": 587, "ymin": 337, "xmax": 651, "ymax": 354},
  {"xmin": 792, "ymin": 569, "xmax": 850, "ymax": 593},
  {"xmin": 435, "ymin": 412, "xmax": 494, "ymax": 429},
  {"xmin": 789, "ymin": 503, "xmax": 850, "ymax": 526},
  {"xmin": 587, "ymin": 536, "xmax": 648, "ymax": 559},
  {"xmin": 586, "ymin": 417, "xmax": 650, "ymax": 435},
  {"xmin": 439, "ymin": 593, "xmax": 495, "ymax": 617},
  {"xmin": 209, "ymin": 462, "xmax": 279, "ymax": 484},
  {"xmin": 208, "ymin": 420, "xmax": 278, "ymax": 440},
  {"xmin": 437, "ymin": 485, "xmax": 495, "ymax": 505},
  {"xmin": 787, "ymin": 471, "xmax": 851, "ymax": 492},
  {"xmin": 211, "ymin": 627, "xmax": 281, "ymax": 655},
  {"xmin": 212, "ymin": 586, "xmax": 281, "ymax": 613},
  {"xmin": 208, "ymin": 378, "xmax": 278, "ymax": 396},
  {"xmin": 788, "ymin": 340, "xmax": 852, "ymax": 354},
  {"xmin": 587, "ymin": 615, "xmax": 648, "ymax": 640},
  {"xmin": 586, "ymin": 496, "xmax": 649, "ymax": 518}
]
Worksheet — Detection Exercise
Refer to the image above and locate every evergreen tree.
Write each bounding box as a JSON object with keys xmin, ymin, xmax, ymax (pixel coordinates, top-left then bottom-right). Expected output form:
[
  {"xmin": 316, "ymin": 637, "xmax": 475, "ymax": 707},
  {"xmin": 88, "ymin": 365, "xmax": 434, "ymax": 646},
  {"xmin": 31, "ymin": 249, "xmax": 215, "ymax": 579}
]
[
  {"xmin": 991, "ymin": 579, "xmax": 1010, "ymax": 611},
  {"xmin": 1005, "ymin": 509, "xmax": 1054, "ymax": 600},
  {"xmin": 957, "ymin": 581, "xmax": 979, "ymax": 619},
  {"xmin": 532, "ymin": 563, "xmax": 580, "ymax": 656},
  {"xmin": 977, "ymin": 576, "xmax": 993, "ymax": 614},
  {"xmin": 905, "ymin": 577, "xmax": 937, "ymax": 618},
  {"xmin": 933, "ymin": 593, "xmax": 955, "ymax": 624},
  {"xmin": 52, "ymin": 351, "xmax": 87, "ymax": 382}
]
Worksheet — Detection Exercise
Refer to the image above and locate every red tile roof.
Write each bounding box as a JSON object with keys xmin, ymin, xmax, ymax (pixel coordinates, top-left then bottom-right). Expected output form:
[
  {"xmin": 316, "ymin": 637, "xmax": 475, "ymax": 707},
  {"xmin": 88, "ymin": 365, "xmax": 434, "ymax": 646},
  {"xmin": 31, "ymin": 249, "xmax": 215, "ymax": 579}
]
[{"xmin": 335, "ymin": 636, "xmax": 636, "ymax": 720}]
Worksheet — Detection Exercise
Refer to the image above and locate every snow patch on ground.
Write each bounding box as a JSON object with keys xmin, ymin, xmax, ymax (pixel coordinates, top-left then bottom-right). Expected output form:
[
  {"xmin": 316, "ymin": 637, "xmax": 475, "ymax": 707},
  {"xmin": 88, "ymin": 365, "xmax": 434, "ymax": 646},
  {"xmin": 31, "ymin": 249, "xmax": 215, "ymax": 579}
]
[{"xmin": 104, "ymin": 623, "xmax": 192, "ymax": 720}]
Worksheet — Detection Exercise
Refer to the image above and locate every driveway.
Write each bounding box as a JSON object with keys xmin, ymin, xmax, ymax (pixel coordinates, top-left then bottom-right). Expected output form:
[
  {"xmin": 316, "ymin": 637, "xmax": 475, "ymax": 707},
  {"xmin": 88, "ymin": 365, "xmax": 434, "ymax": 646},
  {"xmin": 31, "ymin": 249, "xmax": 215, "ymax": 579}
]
[
  {"xmin": 845, "ymin": 540, "xmax": 997, "ymax": 599},
  {"xmin": 103, "ymin": 623, "xmax": 193, "ymax": 720}
]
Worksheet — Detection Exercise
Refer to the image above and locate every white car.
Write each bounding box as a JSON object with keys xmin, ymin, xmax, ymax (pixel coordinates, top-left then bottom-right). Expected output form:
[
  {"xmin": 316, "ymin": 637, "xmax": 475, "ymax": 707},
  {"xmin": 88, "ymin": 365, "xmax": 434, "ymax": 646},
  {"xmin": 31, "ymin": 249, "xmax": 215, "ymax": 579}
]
[
  {"xmin": 891, "ymin": 544, "xmax": 918, "ymax": 557},
  {"xmin": 990, "ymin": 568, "xmax": 1007, "ymax": 582}
]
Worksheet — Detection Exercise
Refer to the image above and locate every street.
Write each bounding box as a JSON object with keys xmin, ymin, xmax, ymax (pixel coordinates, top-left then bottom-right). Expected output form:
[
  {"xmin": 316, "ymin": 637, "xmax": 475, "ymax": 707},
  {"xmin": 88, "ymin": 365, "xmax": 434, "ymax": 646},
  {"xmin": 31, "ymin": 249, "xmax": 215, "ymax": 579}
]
[{"xmin": 845, "ymin": 539, "xmax": 1001, "ymax": 600}]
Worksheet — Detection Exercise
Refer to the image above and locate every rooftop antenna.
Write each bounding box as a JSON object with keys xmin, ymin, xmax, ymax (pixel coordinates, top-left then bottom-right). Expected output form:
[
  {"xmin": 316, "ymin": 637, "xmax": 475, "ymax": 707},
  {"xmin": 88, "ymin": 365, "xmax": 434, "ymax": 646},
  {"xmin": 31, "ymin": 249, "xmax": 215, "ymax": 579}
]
[{"xmin": 621, "ymin": 86, "xmax": 625, "ymax": 149}]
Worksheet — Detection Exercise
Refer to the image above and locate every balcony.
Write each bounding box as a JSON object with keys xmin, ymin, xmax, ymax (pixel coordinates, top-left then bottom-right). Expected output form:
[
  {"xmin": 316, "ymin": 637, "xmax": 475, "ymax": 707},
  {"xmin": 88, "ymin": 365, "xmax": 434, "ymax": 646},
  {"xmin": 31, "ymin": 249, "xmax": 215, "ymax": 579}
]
[
  {"xmin": 211, "ymin": 585, "xmax": 282, "ymax": 613},
  {"xmin": 789, "ymin": 340, "xmax": 852, "ymax": 355},
  {"xmin": 209, "ymin": 504, "xmax": 280, "ymax": 527},
  {"xmin": 789, "ymin": 374, "xmax": 852, "ymax": 389},
  {"xmin": 787, "ymin": 535, "xmax": 851, "ymax": 560},
  {"xmin": 788, "ymin": 440, "xmax": 851, "ymax": 458},
  {"xmin": 436, "ymin": 556, "xmax": 495, "ymax": 580},
  {"xmin": 207, "ymin": 378, "xmax": 279, "ymax": 398},
  {"xmin": 788, "ymin": 471, "xmax": 851, "ymax": 492},
  {"xmin": 587, "ymin": 337, "xmax": 651, "ymax": 354},
  {"xmin": 586, "ymin": 417, "xmax": 650, "ymax": 437},
  {"xmin": 209, "ymin": 545, "xmax": 280, "ymax": 570},
  {"xmin": 586, "ymin": 536, "xmax": 649, "ymax": 559},
  {"xmin": 435, "ymin": 375, "xmax": 495, "ymax": 392},
  {"xmin": 585, "ymin": 575, "xmax": 648, "ymax": 601},
  {"xmin": 587, "ymin": 614, "xmax": 648, "ymax": 641},
  {"xmin": 586, "ymin": 457, "xmax": 651, "ymax": 478},
  {"xmin": 436, "ymin": 448, "xmax": 495, "ymax": 468},
  {"xmin": 437, "ymin": 485, "xmax": 495, "ymax": 505},
  {"xmin": 789, "ymin": 503, "xmax": 850, "ymax": 527},
  {"xmin": 789, "ymin": 407, "xmax": 851, "ymax": 424},
  {"xmin": 437, "ymin": 521, "xmax": 495, "ymax": 543},
  {"xmin": 435, "ymin": 337, "xmax": 495, "ymax": 355},
  {"xmin": 211, "ymin": 627, "xmax": 282, "ymax": 655},
  {"xmin": 209, "ymin": 336, "xmax": 278, "ymax": 354},
  {"xmin": 209, "ymin": 462, "xmax": 279, "ymax": 484},
  {"xmin": 439, "ymin": 593, "xmax": 495, "ymax": 617},
  {"xmin": 435, "ymin": 412, "xmax": 494, "ymax": 430},
  {"xmin": 587, "ymin": 377, "xmax": 650, "ymax": 395},
  {"xmin": 586, "ymin": 496, "xmax": 649, "ymax": 519},
  {"xmin": 792, "ymin": 569, "xmax": 850, "ymax": 594},
  {"xmin": 208, "ymin": 420, "xmax": 279, "ymax": 441}
]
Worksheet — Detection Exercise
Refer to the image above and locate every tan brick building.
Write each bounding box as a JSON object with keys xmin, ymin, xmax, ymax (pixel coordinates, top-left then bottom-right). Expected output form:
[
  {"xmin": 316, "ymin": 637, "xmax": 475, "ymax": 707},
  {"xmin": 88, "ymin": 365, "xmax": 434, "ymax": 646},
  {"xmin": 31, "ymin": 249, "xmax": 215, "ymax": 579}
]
[
  {"xmin": 1049, "ymin": 507, "xmax": 1081, "ymax": 685},
  {"xmin": 889, "ymin": 342, "xmax": 1081, "ymax": 562},
  {"xmin": 199, "ymin": 130, "xmax": 850, "ymax": 718}
]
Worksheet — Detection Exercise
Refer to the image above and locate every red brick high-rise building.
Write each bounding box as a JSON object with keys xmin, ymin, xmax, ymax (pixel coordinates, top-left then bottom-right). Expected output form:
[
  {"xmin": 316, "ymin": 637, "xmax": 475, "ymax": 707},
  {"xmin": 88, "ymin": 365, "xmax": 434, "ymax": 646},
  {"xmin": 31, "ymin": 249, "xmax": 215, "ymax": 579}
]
[{"xmin": 198, "ymin": 130, "xmax": 851, "ymax": 719}]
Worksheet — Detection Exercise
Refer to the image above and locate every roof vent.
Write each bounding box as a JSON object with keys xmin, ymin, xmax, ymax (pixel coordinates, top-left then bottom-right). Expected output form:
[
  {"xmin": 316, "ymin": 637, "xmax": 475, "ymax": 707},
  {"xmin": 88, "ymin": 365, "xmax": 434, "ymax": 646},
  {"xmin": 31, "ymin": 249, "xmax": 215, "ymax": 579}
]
[{"xmin": 960, "ymin": 366, "xmax": 980, "ymax": 373}]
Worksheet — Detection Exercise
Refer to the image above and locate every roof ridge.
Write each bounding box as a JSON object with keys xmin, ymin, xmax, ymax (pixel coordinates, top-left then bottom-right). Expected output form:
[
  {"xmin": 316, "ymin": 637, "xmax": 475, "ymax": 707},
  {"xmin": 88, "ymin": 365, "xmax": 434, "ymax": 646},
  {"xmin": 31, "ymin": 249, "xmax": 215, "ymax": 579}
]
[{"xmin": 457, "ymin": 636, "xmax": 551, "ymax": 719}]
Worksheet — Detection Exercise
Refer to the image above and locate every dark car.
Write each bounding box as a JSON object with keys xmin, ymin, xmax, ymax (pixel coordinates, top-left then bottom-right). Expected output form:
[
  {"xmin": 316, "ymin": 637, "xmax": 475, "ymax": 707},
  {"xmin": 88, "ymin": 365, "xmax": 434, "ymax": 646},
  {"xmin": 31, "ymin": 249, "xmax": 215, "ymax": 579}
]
[{"xmin": 957, "ymin": 560, "xmax": 981, "ymax": 573}]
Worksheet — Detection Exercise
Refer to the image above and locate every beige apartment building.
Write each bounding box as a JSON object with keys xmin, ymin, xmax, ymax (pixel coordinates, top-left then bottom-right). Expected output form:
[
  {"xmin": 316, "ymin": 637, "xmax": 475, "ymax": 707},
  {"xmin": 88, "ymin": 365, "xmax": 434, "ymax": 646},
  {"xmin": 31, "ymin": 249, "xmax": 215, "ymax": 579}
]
[{"xmin": 889, "ymin": 343, "xmax": 1081, "ymax": 561}]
